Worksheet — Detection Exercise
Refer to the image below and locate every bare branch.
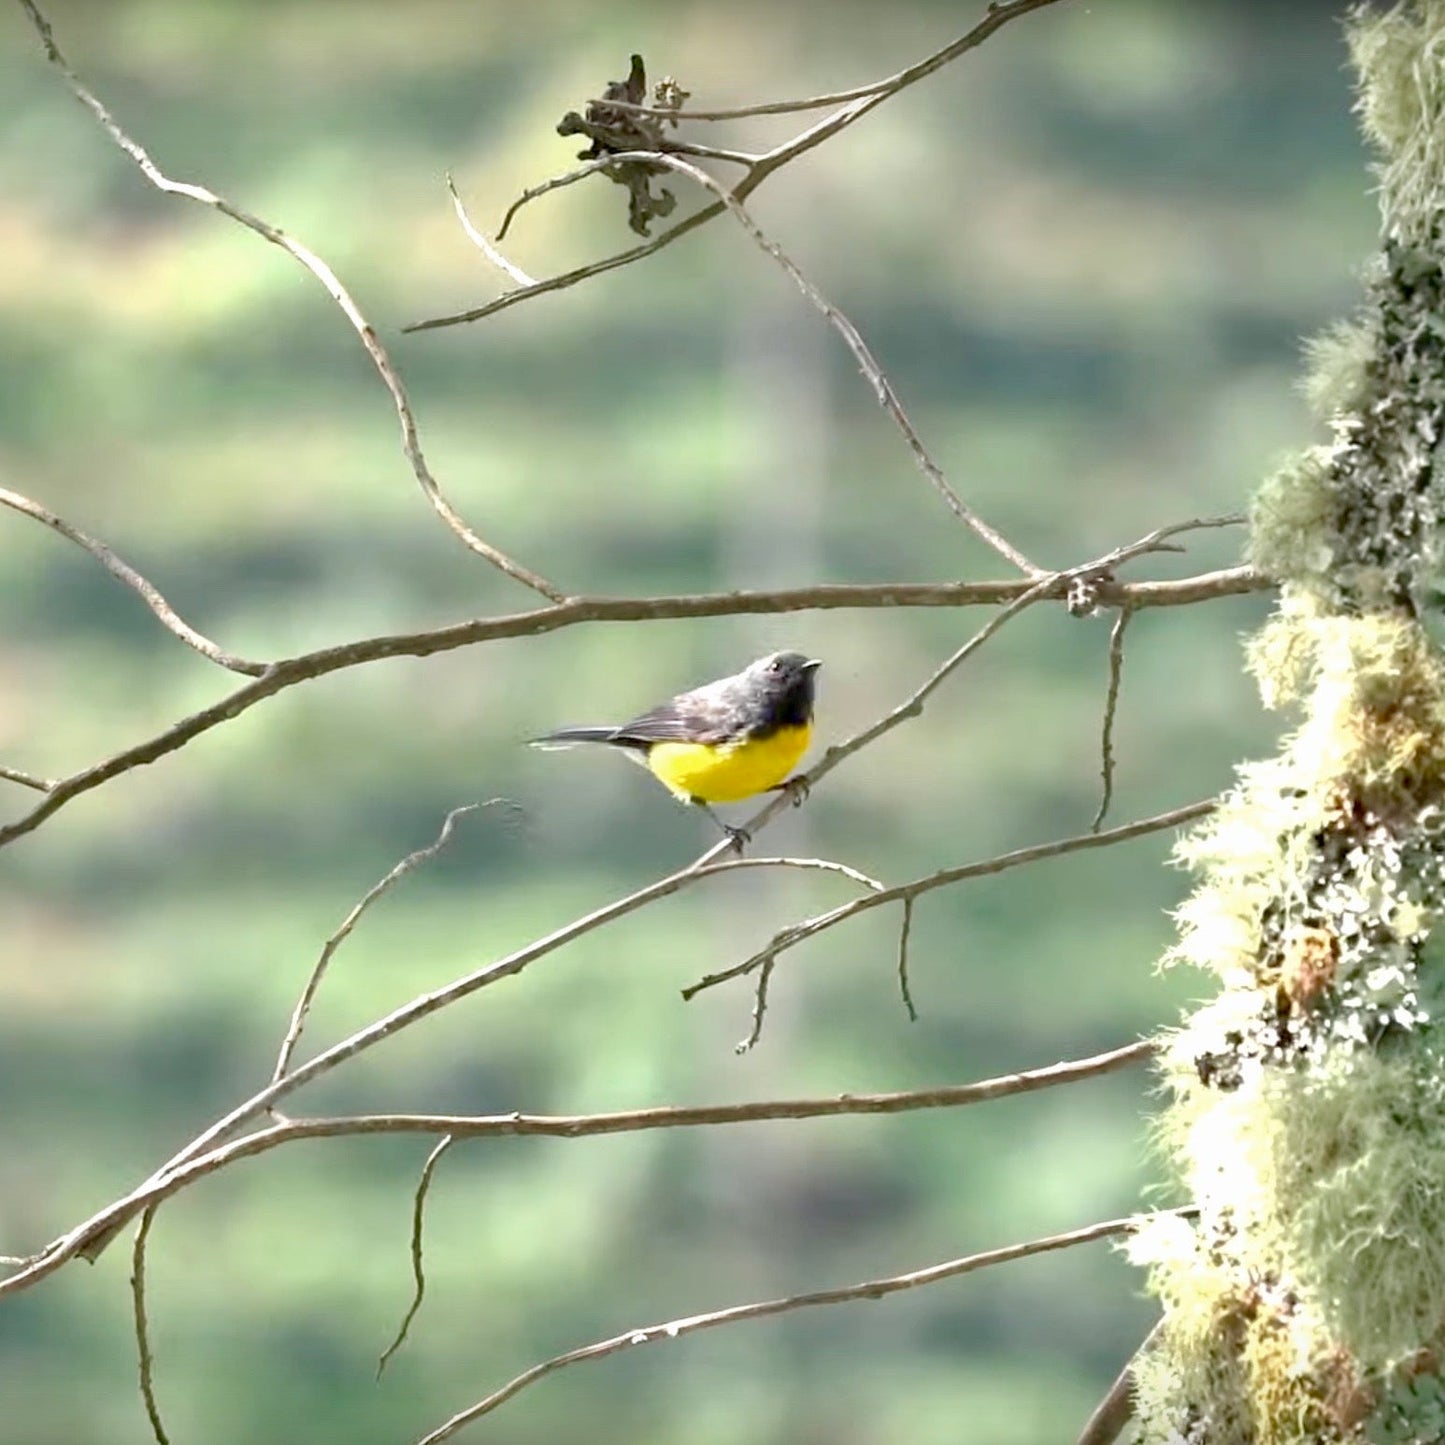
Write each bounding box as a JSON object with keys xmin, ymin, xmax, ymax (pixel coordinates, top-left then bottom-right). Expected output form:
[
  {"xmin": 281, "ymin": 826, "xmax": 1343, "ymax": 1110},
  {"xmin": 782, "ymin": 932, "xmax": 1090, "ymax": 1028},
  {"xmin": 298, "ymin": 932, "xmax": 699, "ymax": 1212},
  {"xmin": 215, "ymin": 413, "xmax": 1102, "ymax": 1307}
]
[
  {"xmin": 736, "ymin": 955, "xmax": 777, "ymax": 1053},
  {"xmin": 779, "ymin": 520, "xmax": 1247, "ymax": 823},
  {"xmin": 1, "ymin": 1041, "xmax": 1153, "ymax": 1296},
  {"xmin": 583, "ymin": 0, "xmax": 1073, "ymax": 123},
  {"xmin": 796, "ymin": 570, "xmax": 1059, "ymax": 797},
  {"xmin": 446, "ymin": 174, "xmax": 536, "ymax": 285},
  {"xmin": 495, "ymin": 154, "xmax": 646, "ymax": 242},
  {"xmin": 1091, "ymin": 607, "xmax": 1133, "ymax": 832},
  {"xmin": 0, "ymin": 564, "xmax": 1268, "ymax": 853},
  {"xmin": 407, "ymin": 0, "xmax": 1071, "ymax": 331},
  {"xmin": 271, "ymin": 804, "xmax": 491, "ymax": 1088},
  {"xmin": 45, "ymin": 853, "xmax": 892, "ymax": 1268},
  {"xmin": 405, "ymin": 201, "xmax": 729, "ymax": 331},
  {"xmin": 491, "ymin": 145, "xmax": 757, "ymax": 248},
  {"xmin": 416, "ymin": 1207, "xmax": 1179, "ymax": 1444},
  {"xmin": 0, "ymin": 766, "xmax": 52, "ymax": 793},
  {"xmin": 625, "ymin": 149, "xmax": 1040, "ymax": 573},
  {"xmin": 0, "ymin": 485, "xmax": 267, "ymax": 676},
  {"xmin": 896, "ymin": 896, "xmax": 919, "ymax": 1023},
  {"xmin": 683, "ymin": 800, "xmax": 1213, "ymax": 1000},
  {"xmin": 130, "ymin": 1206, "xmax": 170, "ymax": 1445},
  {"xmin": 15, "ymin": 0, "xmax": 565, "ymax": 604},
  {"xmin": 378, "ymin": 1135, "xmax": 455, "ymax": 1377},
  {"xmin": 707, "ymin": 855, "xmax": 885, "ymax": 892}
]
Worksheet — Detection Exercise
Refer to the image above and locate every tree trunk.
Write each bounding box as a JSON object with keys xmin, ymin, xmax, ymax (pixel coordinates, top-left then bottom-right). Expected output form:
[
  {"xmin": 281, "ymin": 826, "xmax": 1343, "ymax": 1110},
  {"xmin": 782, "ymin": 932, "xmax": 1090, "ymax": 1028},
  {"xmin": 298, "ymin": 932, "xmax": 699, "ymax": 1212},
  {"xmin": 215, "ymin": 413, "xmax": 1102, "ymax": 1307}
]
[{"xmin": 1130, "ymin": 3, "xmax": 1445, "ymax": 1440}]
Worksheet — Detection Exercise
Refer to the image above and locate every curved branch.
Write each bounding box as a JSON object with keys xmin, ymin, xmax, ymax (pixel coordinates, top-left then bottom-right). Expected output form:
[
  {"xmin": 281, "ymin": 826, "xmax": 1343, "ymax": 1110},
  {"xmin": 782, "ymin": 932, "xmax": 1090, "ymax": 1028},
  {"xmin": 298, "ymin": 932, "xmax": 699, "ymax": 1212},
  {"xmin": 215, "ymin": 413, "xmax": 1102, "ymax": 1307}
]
[
  {"xmin": 406, "ymin": 0, "xmax": 1070, "ymax": 331},
  {"xmin": 684, "ymin": 801, "xmax": 1213, "ymax": 1000},
  {"xmin": 405, "ymin": 199, "xmax": 729, "ymax": 331},
  {"xmin": 1091, "ymin": 606, "xmax": 1133, "ymax": 832},
  {"xmin": 0, "ymin": 766, "xmax": 52, "ymax": 793},
  {"xmin": 418, "ymin": 1208, "xmax": 1180, "ymax": 1443},
  {"xmin": 271, "ymin": 803, "xmax": 491, "ymax": 1086},
  {"xmin": 447, "ymin": 174, "xmax": 536, "ymax": 285},
  {"xmin": 583, "ymin": 0, "xmax": 1073, "ymax": 124},
  {"xmin": 0, "ymin": 486, "xmax": 267, "ymax": 676},
  {"xmin": 0, "ymin": 564, "xmax": 1269, "ymax": 852},
  {"xmin": 15, "ymin": 0, "xmax": 564, "ymax": 604},
  {"xmin": 130, "ymin": 1206, "xmax": 170, "ymax": 1445},
  {"xmin": 621, "ymin": 150, "xmax": 1038, "ymax": 573},
  {"xmin": 0, "ymin": 1040, "xmax": 1152, "ymax": 1299},
  {"xmin": 377, "ymin": 1135, "xmax": 455, "ymax": 1376},
  {"xmin": 708, "ymin": 523, "xmax": 1250, "ymax": 853}
]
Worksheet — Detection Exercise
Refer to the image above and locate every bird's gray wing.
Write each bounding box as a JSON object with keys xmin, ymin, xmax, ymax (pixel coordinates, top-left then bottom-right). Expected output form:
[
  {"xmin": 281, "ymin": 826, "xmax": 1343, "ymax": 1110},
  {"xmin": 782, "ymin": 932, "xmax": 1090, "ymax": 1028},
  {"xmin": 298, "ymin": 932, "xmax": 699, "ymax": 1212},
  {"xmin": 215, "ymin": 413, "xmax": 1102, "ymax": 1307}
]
[{"xmin": 611, "ymin": 677, "xmax": 745, "ymax": 746}]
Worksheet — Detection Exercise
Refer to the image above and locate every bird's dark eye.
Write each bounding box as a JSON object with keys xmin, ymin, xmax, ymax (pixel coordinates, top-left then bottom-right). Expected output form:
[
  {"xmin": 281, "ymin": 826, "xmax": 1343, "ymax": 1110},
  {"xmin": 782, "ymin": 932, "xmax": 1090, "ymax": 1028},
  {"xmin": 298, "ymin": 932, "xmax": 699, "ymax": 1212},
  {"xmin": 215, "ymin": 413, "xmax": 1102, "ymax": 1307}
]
[{"xmin": 768, "ymin": 659, "xmax": 782, "ymax": 673}]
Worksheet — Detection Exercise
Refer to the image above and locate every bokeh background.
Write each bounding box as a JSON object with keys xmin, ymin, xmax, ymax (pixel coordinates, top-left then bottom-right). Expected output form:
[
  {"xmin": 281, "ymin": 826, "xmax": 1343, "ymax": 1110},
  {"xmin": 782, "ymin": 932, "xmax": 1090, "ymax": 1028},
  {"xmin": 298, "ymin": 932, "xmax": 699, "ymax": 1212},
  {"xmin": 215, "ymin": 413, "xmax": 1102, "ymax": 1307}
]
[{"xmin": 0, "ymin": 2, "xmax": 1374, "ymax": 1442}]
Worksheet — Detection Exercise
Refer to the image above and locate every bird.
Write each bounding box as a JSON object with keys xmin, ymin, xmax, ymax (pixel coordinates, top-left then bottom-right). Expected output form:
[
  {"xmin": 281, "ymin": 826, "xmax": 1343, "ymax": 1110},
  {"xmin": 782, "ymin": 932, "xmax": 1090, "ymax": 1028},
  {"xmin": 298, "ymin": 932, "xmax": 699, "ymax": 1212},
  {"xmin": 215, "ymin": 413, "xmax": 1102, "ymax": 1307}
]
[{"xmin": 531, "ymin": 651, "xmax": 822, "ymax": 845}]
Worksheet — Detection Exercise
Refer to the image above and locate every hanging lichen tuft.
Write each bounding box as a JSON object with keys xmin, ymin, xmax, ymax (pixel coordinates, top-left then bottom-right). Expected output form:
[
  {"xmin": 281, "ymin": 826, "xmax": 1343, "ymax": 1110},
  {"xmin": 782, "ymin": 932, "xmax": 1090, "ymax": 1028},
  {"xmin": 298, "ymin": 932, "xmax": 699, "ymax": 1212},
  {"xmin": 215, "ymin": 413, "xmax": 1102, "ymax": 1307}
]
[{"xmin": 1129, "ymin": 4, "xmax": 1445, "ymax": 1441}]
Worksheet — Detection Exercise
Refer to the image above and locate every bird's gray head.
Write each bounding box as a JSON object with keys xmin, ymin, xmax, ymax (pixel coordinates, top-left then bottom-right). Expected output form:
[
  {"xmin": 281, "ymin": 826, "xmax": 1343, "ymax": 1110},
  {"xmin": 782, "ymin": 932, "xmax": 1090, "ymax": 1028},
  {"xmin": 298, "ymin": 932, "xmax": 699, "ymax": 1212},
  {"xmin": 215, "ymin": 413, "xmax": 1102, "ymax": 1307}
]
[
  {"xmin": 748, "ymin": 651, "xmax": 822, "ymax": 682},
  {"xmin": 745, "ymin": 651, "xmax": 822, "ymax": 728}
]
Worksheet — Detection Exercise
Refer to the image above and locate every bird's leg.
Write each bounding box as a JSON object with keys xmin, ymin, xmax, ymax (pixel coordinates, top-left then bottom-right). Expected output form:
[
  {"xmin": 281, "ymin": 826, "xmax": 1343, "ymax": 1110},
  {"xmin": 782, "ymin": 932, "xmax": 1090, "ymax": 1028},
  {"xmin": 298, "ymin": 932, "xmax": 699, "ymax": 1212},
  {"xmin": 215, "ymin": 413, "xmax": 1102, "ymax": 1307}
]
[
  {"xmin": 696, "ymin": 801, "xmax": 749, "ymax": 852},
  {"xmin": 770, "ymin": 775, "xmax": 810, "ymax": 807}
]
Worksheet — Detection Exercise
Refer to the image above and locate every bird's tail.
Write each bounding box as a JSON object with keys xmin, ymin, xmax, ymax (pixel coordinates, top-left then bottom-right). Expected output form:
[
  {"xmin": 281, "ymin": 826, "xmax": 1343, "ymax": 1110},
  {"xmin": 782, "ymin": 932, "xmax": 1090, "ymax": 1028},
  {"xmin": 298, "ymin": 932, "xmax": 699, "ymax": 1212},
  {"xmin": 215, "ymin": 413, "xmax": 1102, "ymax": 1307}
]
[{"xmin": 528, "ymin": 726, "xmax": 622, "ymax": 750}]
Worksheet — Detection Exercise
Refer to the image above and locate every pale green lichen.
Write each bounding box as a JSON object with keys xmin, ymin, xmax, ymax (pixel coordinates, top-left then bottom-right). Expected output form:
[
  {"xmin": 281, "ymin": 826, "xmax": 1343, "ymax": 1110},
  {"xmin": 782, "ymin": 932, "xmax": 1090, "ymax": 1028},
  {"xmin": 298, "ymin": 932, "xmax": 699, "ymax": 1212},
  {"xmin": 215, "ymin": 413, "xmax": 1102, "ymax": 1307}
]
[
  {"xmin": 1247, "ymin": 449, "xmax": 1338, "ymax": 596},
  {"xmin": 1134, "ymin": 6, "xmax": 1445, "ymax": 1437},
  {"xmin": 1350, "ymin": 0, "xmax": 1445, "ymax": 237},
  {"xmin": 1302, "ymin": 317, "xmax": 1379, "ymax": 421},
  {"xmin": 1274, "ymin": 1045, "xmax": 1445, "ymax": 1363}
]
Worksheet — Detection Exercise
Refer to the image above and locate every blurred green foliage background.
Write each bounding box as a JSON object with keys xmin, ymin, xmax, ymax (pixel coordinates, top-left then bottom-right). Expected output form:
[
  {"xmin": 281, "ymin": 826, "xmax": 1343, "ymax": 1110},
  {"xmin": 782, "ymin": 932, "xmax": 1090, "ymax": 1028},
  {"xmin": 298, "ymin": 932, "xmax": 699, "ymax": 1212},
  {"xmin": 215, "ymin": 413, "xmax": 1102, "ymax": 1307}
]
[{"xmin": 0, "ymin": 2, "xmax": 1375, "ymax": 1441}]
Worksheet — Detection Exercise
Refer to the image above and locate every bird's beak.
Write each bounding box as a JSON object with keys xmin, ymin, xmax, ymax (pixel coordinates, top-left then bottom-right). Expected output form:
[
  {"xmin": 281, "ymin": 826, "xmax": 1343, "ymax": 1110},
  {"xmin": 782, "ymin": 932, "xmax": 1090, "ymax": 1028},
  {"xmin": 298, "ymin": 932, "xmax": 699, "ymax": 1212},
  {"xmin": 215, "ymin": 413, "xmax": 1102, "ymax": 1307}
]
[{"xmin": 803, "ymin": 659, "xmax": 822, "ymax": 671}]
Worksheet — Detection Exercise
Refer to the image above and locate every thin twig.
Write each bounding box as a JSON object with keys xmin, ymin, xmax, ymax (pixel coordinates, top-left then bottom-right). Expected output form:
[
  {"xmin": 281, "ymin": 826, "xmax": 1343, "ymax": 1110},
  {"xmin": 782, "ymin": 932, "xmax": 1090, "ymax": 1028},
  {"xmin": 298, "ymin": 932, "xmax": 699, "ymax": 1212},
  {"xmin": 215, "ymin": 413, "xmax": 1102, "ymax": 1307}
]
[
  {"xmin": 407, "ymin": 0, "xmax": 1071, "ymax": 332},
  {"xmin": 415, "ymin": 1208, "xmax": 1186, "ymax": 1444},
  {"xmin": 15, "ymin": 0, "xmax": 564, "ymax": 604},
  {"xmin": 130, "ymin": 1206, "xmax": 171, "ymax": 1445},
  {"xmin": 683, "ymin": 572, "xmax": 1071, "ymax": 879},
  {"xmin": 0, "ymin": 563, "xmax": 1267, "ymax": 853},
  {"xmin": 490, "ymin": 144, "xmax": 756, "ymax": 245},
  {"xmin": 622, "ymin": 149, "xmax": 1039, "ymax": 574},
  {"xmin": 271, "ymin": 804, "xmax": 489, "ymax": 1088},
  {"xmin": 405, "ymin": 200, "xmax": 729, "ymax": 331},
  {"xmin": 56, "ymin": 850, "xmax": 902, "ymax": 1266},
  {"xmin": 583, "ymin": 2, "xmax": 1073, "ymax": 123},
  {"xmin": 651, "ymin": 139, "xmax": 759, "ymax": 167},
  {"xmin": 1091, "ymin": 606, "xmax": 1133, "ymax": 832},
  {"xmin": 807, "ymin": 576, "xmax": 1063, "ymax": 788},
  {"xmin": 737, "ymin": 955, "xmax": 777, "ymax": 1053},
  {"xmin": 1, "ymin": 1041, "xmax": 1154, "ymax": 1295},
  {"xmin": 1074, "ymin": 1319, "xmax": 1163, "ymax": 1445},
  {"xmin": 896, "ymin": 897, "xmax": 918, "ymax": 1023},
  {"xmin": 378, "ymin": 1136, "xmax": 455, "ymax": 1377},
  {"xmin": 717, "ymin": 518, "xmax": 1249, "ymax": 851},
  {"xmin": 706, "ymin": 855, "xmax": 885, "ymax": 892},
  {"xmin": 0, "ymin": 766, "xmax": 52, "ymax": 793},
  {"xmin": 495, "ymin": 155, "xmax": 638, "ymax": 241},
  {"xmin": 446, "ymin": 174, "xmax": 535, "ymax": 285},
  {"xmin": 0, "ymin": 486, "xmax": 267, "ymax": 676},
  {"xmin": 683, "ymin": 800, "xmax": 1212, "ymax": 1000}
]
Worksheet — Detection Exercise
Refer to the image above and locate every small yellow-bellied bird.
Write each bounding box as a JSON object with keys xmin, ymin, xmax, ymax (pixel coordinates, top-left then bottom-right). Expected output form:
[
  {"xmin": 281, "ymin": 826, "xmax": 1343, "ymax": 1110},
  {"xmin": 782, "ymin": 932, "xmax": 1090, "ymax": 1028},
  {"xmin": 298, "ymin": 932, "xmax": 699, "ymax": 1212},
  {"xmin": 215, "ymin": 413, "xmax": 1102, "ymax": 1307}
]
[{"xmin": 531, "ymin": 651, "xmax": 822, "ymax": 844}]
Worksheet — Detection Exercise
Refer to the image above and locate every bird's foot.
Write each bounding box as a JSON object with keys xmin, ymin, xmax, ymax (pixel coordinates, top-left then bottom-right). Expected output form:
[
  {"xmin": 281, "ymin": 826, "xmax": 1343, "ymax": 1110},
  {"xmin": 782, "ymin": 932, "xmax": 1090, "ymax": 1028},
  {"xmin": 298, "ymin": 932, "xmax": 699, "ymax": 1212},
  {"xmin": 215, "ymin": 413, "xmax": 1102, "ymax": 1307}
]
[
  {"xmin": 697, "ymin": 801, "xmax": 750, "ymax": 852},
  {"xmin": 771, "ymin": 775, "xmax": 811, "ymax": 807}
]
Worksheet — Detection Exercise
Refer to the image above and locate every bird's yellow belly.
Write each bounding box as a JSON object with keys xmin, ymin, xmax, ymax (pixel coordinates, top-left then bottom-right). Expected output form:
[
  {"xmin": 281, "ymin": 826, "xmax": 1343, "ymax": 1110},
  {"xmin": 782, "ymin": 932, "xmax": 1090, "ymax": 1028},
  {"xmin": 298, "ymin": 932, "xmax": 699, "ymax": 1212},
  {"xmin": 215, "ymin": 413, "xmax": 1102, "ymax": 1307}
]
[{"xmin": 647, "ymin": 724, "xmax": 811, "ymax": 804}]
